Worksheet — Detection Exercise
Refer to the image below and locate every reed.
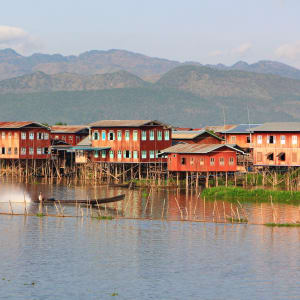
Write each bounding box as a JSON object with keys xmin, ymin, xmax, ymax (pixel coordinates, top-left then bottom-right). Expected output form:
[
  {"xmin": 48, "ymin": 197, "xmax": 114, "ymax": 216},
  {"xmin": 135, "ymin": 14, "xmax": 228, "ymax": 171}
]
[
  {"xmin": 202, "ymin": 186, "xmax": 300, "ymax": 205},
  {"xmin": 226, "ymin": 217, "xmax": 248, "ymax": 223}
]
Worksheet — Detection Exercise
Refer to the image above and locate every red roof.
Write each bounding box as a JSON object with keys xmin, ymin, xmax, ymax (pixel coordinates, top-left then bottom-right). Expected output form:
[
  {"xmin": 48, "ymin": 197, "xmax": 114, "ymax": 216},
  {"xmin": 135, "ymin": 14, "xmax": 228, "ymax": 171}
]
[{"xmin": 0, "ymin": 121, "xmax": 48, "ymax": 129}]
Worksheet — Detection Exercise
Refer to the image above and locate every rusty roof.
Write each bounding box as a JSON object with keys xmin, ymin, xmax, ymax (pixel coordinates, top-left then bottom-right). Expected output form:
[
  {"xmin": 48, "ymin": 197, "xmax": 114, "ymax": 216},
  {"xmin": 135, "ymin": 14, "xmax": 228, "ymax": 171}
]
[
  {"xmin": 161, "ymin": 143, "xmax": 244, "ymax": 154},
  {"xmin": 51, "ymin": 125, "xmax": 88, "ymax": 133},
  {"xmin": 172, "ymin": 130, "xmax": 223, "ymax": 141},
  {"xmin": 89, "ymin": 120, "xmax": 170, "ymax": 128},
  {"xmin": 0, "ymin": 121, "xmax": 49, "ymax": 129}
]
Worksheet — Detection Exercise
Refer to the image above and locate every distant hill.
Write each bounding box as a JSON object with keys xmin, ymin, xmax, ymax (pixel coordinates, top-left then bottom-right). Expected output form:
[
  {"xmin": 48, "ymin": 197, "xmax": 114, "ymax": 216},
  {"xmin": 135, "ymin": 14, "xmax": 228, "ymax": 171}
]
[
  {"xmin": 208, "ymin": 60, "xmax": 300, "ymax": 80},
  {"xmin": 1, "ymin": 48, "xmax": 300, "ymax": 81},
  {"xmin": 0, "ymin": 70, "xmax": 148, "ymax": 93}
]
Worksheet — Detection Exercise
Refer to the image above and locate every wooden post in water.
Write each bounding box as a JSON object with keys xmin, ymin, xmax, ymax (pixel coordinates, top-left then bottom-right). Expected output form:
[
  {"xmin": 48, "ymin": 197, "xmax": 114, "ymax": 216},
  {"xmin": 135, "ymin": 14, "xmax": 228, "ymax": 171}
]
[{"xmin": 186, "ymin": 171, "xmax": 188, "ymax": 190}]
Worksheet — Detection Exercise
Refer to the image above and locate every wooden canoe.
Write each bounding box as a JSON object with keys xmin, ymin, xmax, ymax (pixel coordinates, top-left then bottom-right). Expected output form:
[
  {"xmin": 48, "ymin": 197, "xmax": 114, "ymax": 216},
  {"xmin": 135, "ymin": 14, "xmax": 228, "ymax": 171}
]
[{"xmin": 34, "ymin": 194, "xmax": 125, "ymax": 205}]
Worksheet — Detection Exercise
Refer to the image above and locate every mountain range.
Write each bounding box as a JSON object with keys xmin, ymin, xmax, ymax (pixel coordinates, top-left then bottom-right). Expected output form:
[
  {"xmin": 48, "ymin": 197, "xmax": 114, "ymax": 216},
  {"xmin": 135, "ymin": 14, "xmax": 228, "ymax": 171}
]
[{"xmin": 1, "ymin": 48, "xmax": 300, "ymax": 126}]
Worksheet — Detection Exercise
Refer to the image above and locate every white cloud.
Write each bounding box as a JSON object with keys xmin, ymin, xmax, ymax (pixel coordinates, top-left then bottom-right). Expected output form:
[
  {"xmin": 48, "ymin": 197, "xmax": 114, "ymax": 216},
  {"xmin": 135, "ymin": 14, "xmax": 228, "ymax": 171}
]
[
  {"xmin": 232, "ymin": 43, "xmax": 252, "ymax": 55},
  {"xmin": 209, "ymin": 50, "xmax": 223, "ymax": 57},
  {"xmin": 0, "ymin": 25, "xmax": 42, "ymax": 54},
  {"xmin": 275, "ymin": 42, "xmax": 300, "ymax": 60}
]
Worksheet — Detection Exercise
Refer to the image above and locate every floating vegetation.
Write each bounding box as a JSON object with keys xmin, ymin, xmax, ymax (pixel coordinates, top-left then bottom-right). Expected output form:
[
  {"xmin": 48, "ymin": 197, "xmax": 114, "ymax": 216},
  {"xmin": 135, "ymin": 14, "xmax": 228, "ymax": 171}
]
[
  {"xmin": 202, "ymin": 186, "xmax": 300, "ymax": 205},
  {"xmin": 226, "ymin": 217, "xmax": 248, "ymax": 223},
  {"xmin": 111, "ymin": 292, "xmax": 118, "ymax": 296},
  {"xmin": 36, "ymin": 213, "xmax": 45, "ymax": 218},
  {"xmin": 264, "ymin": 223, "xmax": 300, "ymax": 227},
  {"xmin": 92, "ymin": 215, "xmax": 114, "ymax": 220}
]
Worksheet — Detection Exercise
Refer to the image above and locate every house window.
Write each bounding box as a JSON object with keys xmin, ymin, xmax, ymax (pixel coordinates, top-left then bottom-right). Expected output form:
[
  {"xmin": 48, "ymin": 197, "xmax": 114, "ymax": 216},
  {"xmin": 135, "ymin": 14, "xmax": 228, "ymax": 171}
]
[
  {"xmin": 117, "ymin": 150, "xmax": 122, "ymax": 159},
  {"xmin": 7, "ymin": 147, "xmax": 11, "ymax": 154},
  {"xmin": 149, "ymin": 130, "xmax": 154, "ymax": 141},
  {"xmin": 141, "ymin": 131, "xmax": 147, "ymax": 141},
  {"xmin": 230, "ymin": 136, "xmax": 236, "ymax": 143},
  {"xmin": 101, "ymin": 150, "xmax": 106, "ymax": 158},
  {"xmin": 76, "ymin": 136, "xmax": 80, "ymax": 144},
  {"xmin": 200, "ymin": 158, "xmax": 204, "ymax": 165},
  {"xmin": 94, "ymin": 150, "xmax": 99, "ymax": 158},
  {"xmin": 62, "ymin": 135, "xmax": 66, "ymax": 141},
  {"xmin": 124, "ymin": 150, "xmax": 131, "ymax": 158},
  {"xmin": 1, "ymin": 132, "xmax": 5, "ymax": 139},
  {"xmin": 219, "ymin": 157, "xmax": 224, "ymax": 166},
  {"xmin": 55, "ymin": 135, "xmax": 59, "ymax": 140},
  {"xmin": 292, "ymin": 135, "xmax": 297, "ymax": 145},
  {"xmin": 133, "ymin": 130, "xmax": 138, "ymax": 141},
  {"xmin": 210, "ymin": 157, "xmax": 215, "ymax": 166},
  {"xmin": 117, "ymin": 130, "xmax": 122, "ymax": 141},
  {"xmin": 181, "ymin": 157, "xmax": 186, "ymax": 165},
  {"xmin": 109, "ymin": 150, "xmax": 114, "ymax": 158},
  {"xmin": 156, "ymin": 150, "xmax": 160, "ymax": 158},
  {"xmin": 157, "ymin": 131, "xmax": 162, "ymax": 141},
  {"xmin": 190, "ymin": 157, "xmax": 194, "ymax": 165},
  {"xmin": 21, "ymin": 148, "xmax": 26, "ymax": 155},
  {"xmin": 267, "ymin": 153, "xmax": 274, "ymax": 161},
  {"xmin": 21, "ymin": 132, "xmax": 26, "ymax": 140},
  {"xmin": 229, "ymin": 157, "xmax": 234, "ymax": 165},
  {"xmin": 149, "ymin": 150, "xmax": 155, "ymax": 159},
  {"xmin": 246, "ymin": 136, "xmax": 251, "ymax": 143},
  {"xmin": 268, "ymin": 135, "xmax": 275, "ymax": 144},
  {"xmin": 8, "ymin": 132, "xmax": 11, "ymax": 139},
  {"xmin": 125, "ymin": 130, "xmax": 130, "ymax": 141},
  {"xmin": 108, "ymin": 131, "xmax": 115, "ymax": 141},
  {"xmin": 43, "ymin": 148, "xmax": 49, "ymax": 154},
  {"xmin": 257, "ymin": 135, "xmax": 262, "ymax": 144},
  {"xmin": 37, "ymin": 132, "xmax": 43, "ymax": 140},
  {"xmin": 278, "ymin": 152, "xmax": 285, "ymax": 161},
  {"xmin": 44, "ymin": 133, "xmax": 49, "ymax": 140},
  {"xmin": 141, "ymin": 151, "xmax": 147, "ymax": 159},
  {"xmin": 93, "ymin": 131, "xmax": 99, "ymax": 140},
  {"xmin": 164, "ymin": 130, "xmax": 170, "ymax": 141},
  {"xmin": 29, "ymin": 147, "xmax": 34, "ymax": 155},
  {"xmin": 102, "ymin": 130, "xmax": 106, "ymax": 141},
  {"xmin": 14, "ymin": 132, "xmax": 18, "ymax": 138},
  {"xmin": 257, "ymin": 152, "xmax": 262, "ymax": 162},
  {"xmin": 37, "ymin": 148, "xmax": 42, "ymax": 155},
  {"xmin": 69, "ymin": 136, "xmax": 73, "ymax": 143},
  {"xmin": 280, "ymin": 135, "xmax": 286, "ymax": 145},
  {"xmin": 133, "ymin": 151, "xmax": 138, "ymax": 159},
  {"xmin": 1, "ymin": 147, "xmax": 5, "ymax": 154},
  {"xmin": 292, "ymin": 152, "xmax": 297, "ymax": 163}
]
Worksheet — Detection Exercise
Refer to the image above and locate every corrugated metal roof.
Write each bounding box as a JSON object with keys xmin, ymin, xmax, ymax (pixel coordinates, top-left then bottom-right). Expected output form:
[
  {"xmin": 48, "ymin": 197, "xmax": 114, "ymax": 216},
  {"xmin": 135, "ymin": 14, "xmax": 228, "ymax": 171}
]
[
  {"xmin": 172, "ymin": 130, "xmax": 222, "ymax": 140},
  {"xmin": 205, "ymin": 124, "xmax": 237, "ymax": 133},
  {"xmin": 51, "ymin": 125, "xmax": 88, "ymax": 133},
  {"xmin": 222, "ymin": 124, "xmax": 261, "ymax": 134},
  {"xmin": 253, "ymin": 122, "xmax": 300, "ymax": 132},
  {"xmin": 0, "ymin": 121, "xmax": 49, "ymax": 129},
  {"xmin": 76, "ymin": 136, "xmax": 91, "ymax": 146},
  {"xmin": 89, "ymin": 120, "xmax": 170, "ymax": 128},
  {"xmin": 161, "ymin": 143, "xmax": 244, "ymax": 154}
]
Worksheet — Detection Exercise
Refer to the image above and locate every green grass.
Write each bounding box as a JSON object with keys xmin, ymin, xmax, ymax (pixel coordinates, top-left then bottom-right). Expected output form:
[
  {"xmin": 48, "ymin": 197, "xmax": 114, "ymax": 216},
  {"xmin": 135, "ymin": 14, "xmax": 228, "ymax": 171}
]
[
  {"xmin": 202, "ymin": 186, "xmax": 300, "ymax": 205},
  {"xmin": 92, "ymin": 215, "xmax": 114, "ymax": 220},
  {"xmin": 264, "ymin": 223, "xmax": 300, "ymax": 227},
  {"xmin": 36, "ymin": 213, "xmax": 45, "ymax": 217}
]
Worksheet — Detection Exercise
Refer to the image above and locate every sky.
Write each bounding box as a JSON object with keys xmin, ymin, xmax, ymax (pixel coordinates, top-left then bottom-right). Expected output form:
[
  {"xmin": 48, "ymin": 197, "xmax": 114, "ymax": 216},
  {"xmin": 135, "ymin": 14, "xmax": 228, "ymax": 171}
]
[{"xmin": 1, "ymin": 0, "xmax": 300, "ymax": 67}]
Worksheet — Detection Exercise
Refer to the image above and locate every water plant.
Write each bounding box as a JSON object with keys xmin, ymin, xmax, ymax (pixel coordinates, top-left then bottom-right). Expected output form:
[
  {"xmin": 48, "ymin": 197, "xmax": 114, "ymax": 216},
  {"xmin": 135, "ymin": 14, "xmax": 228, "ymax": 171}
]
[
  {"xmin": 202, "ymin": 186, "xmax": 300, "ymax": 205},
  {"xmin": 36, "ymin": 213, "xmax": 45, "ymax": 218},
  {"xmin": 264, "ymin": 223, "xmax": 300, "ymax": 227},
  {"xmin": 226, "ymin": 217, "xmax": 248, "ymax": 223},
  {"xmin": 92, "ymin": 215, "xmax": 114, "ymax": 220}
]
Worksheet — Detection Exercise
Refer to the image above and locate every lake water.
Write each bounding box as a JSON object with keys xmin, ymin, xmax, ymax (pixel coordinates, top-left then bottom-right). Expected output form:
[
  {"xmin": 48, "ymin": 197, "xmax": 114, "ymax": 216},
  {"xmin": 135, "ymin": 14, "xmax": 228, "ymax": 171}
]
[{"xmin": 0, "ymin": 179, "xmax": 300, "ymax": 299}]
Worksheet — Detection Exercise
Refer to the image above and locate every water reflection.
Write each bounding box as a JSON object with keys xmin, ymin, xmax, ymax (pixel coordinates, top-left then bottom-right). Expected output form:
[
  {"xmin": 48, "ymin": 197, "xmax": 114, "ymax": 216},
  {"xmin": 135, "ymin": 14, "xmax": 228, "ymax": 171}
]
[{"xmin": 0, "ymin": 178, "xmax": 300, "ymax": 224}]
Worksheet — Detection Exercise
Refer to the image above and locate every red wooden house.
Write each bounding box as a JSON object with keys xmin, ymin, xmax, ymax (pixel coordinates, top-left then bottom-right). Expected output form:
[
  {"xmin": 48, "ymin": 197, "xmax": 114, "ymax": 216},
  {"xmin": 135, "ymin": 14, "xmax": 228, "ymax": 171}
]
[
  {"xmin": 51, "ymin": 125, "xmax": 89, "ymax": 146},
  {"xmin": 88, "ymin": 120, "xmax": 172, "ymax": 163},
  {"xmin": 172, "ymin": 130, "xmax": 223, "ymax": 145},
  {"xmin": 0, "ymin": 122, "xmax": 51, "ymax": 160},
  {"xmin": 161, "ymin": 143, "xmax": 244, "ymax": 173},
  {"xmin": 252, "ymin": 122, "xmax": 300, "ymax": 167}
]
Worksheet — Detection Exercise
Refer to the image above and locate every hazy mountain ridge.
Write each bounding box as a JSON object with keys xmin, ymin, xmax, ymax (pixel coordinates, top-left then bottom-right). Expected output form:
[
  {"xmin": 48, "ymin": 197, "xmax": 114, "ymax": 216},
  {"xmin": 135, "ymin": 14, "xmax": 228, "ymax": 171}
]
[{"xmin": 1, "ymin": 48, "xmax": 300, "ymax": 81}]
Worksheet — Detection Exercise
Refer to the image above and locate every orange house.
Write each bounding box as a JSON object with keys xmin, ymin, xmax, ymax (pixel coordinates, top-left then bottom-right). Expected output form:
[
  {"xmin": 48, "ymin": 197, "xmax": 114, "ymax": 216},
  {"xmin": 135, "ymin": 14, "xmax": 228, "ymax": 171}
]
[
  {"xmin": 161, "ymin": 143, "xmax": 244, "ymax": 173},
  {"xmin": 88, "ymin": 120, "xmax": 172, "ymax": 163},
  {"xmin": 252, "ymin": 122, "xmax": 300, "ymax": 167},
  {"xmin": 0, "ymin": 122, "xmax": 51, "ymax": 160},
  {"xmin": 51, "ymin": 125, "xmax": 89, "ymax": 146}
]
